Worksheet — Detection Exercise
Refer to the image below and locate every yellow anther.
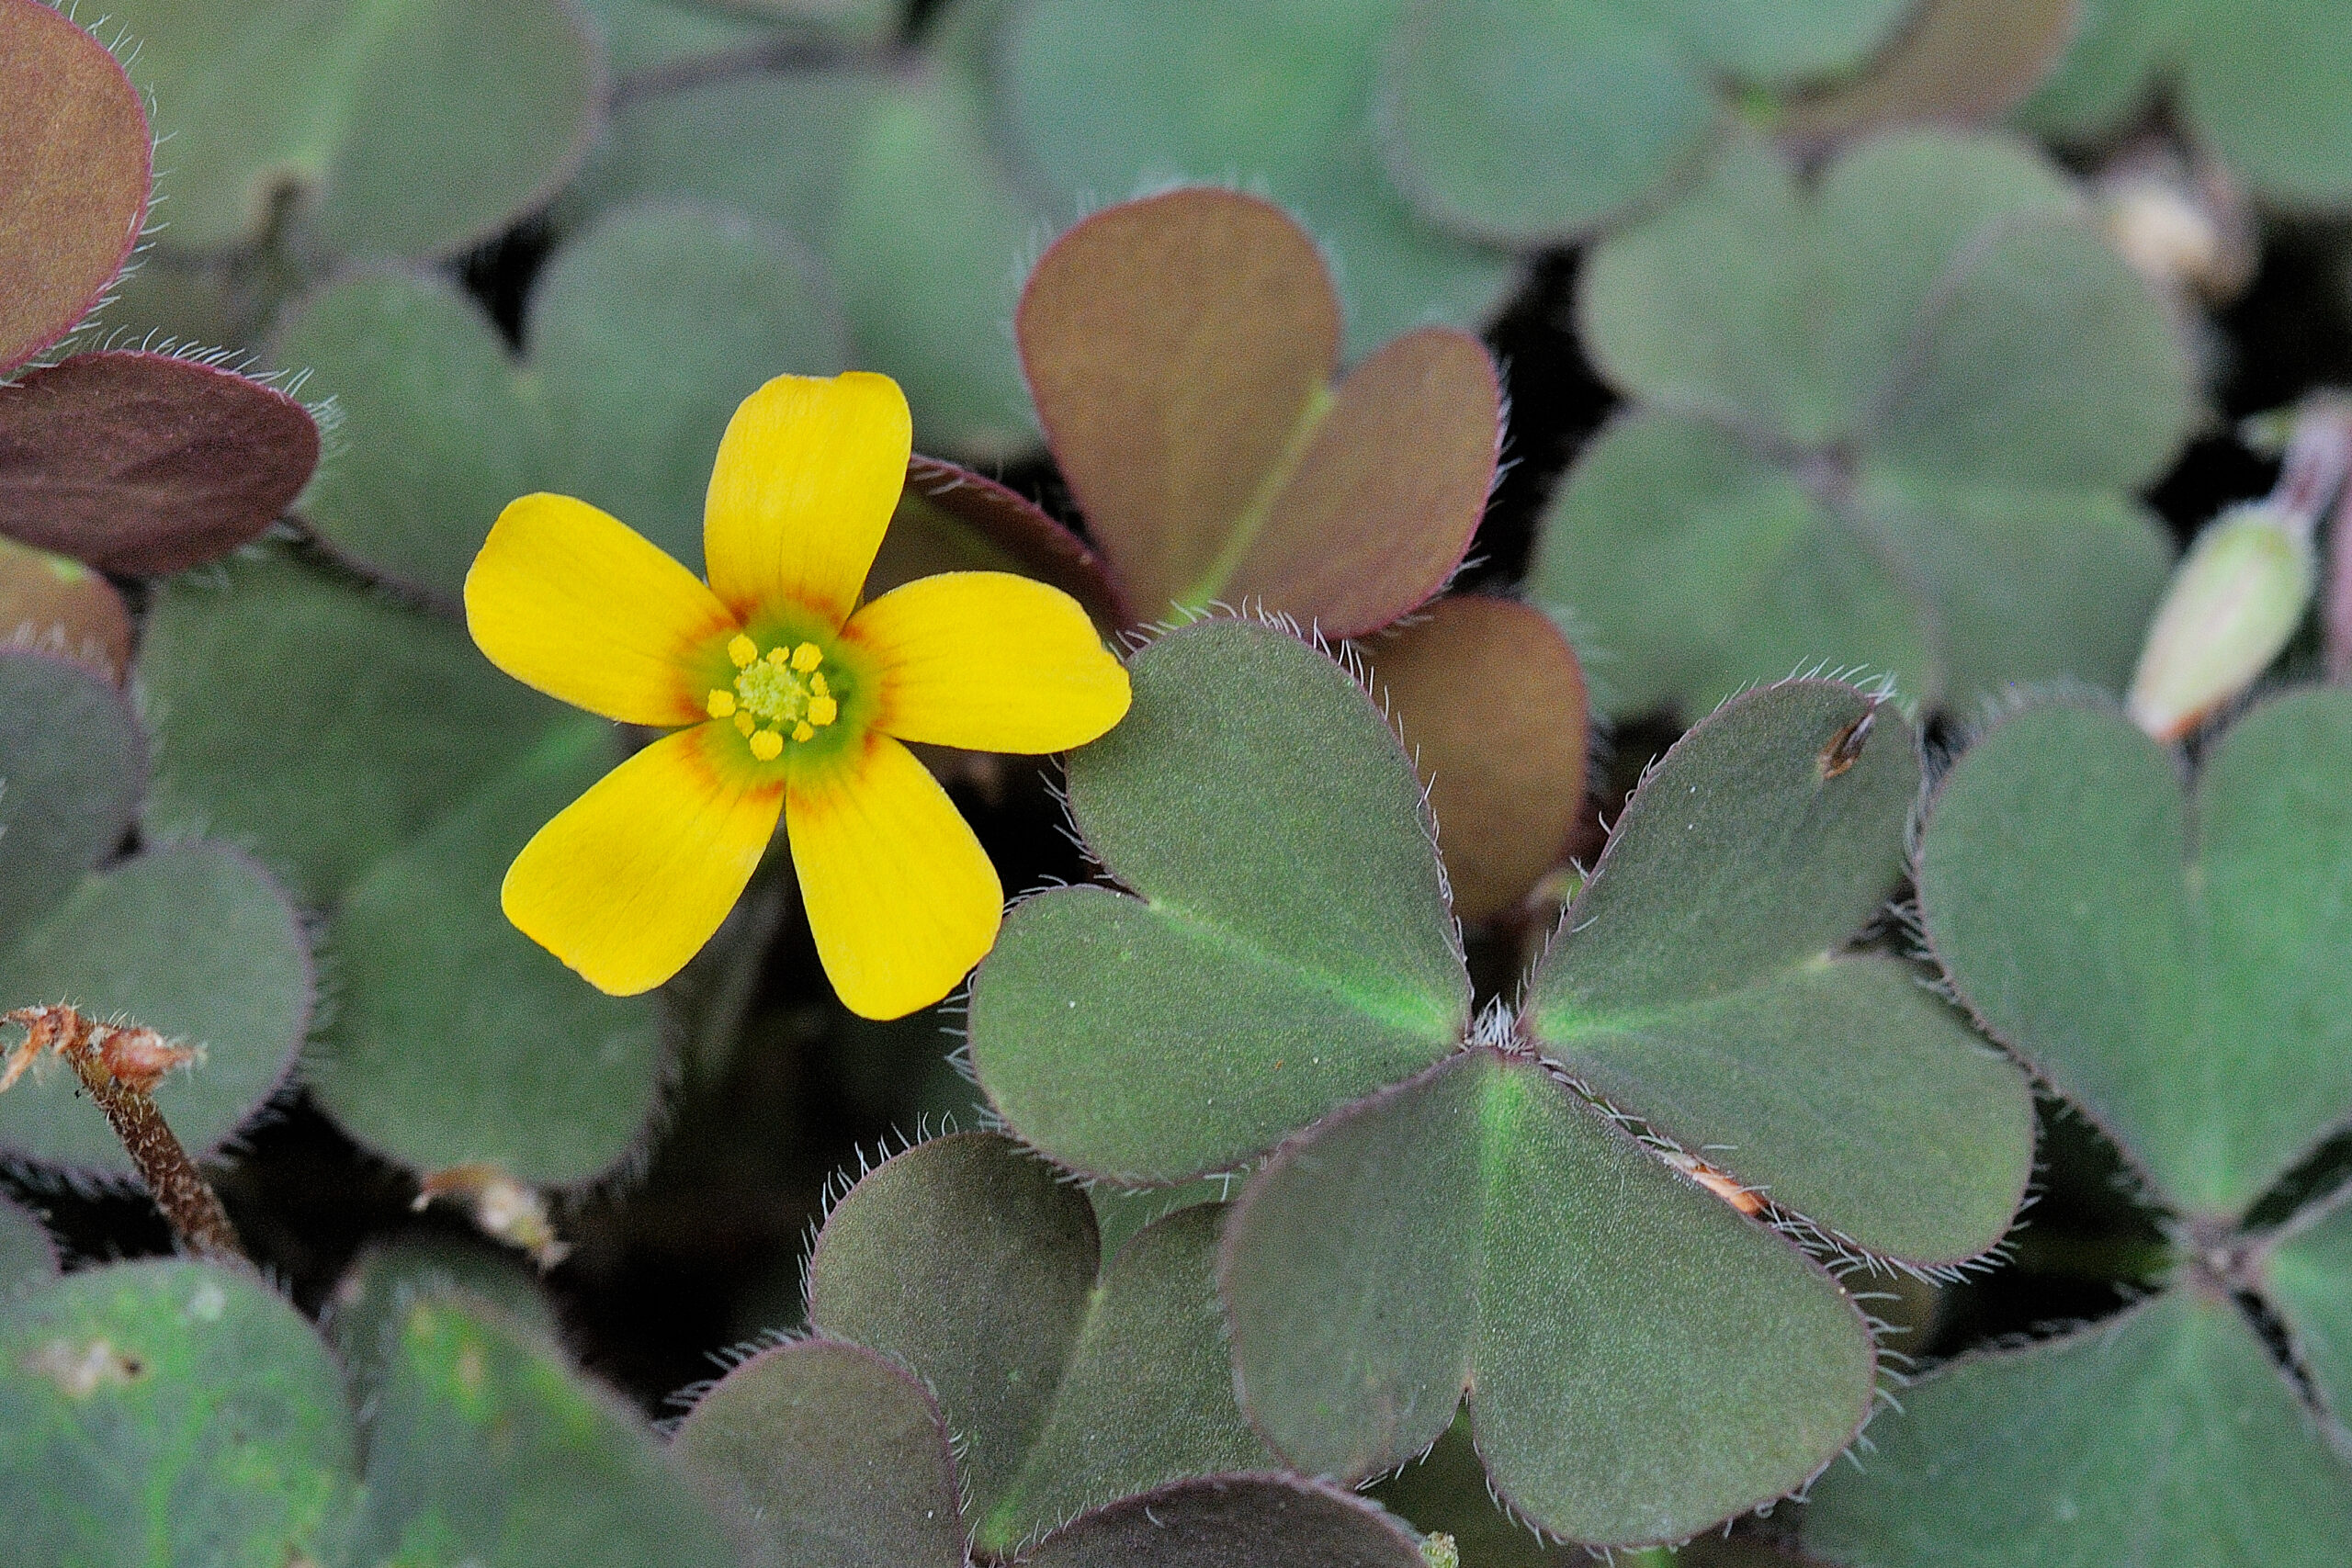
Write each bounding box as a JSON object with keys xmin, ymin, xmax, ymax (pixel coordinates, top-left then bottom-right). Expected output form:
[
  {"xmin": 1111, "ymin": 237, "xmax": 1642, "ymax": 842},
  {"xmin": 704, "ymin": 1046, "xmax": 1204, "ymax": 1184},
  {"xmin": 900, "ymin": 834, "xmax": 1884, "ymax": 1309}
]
[
  {"xmin": 765, "ymin": 646, "xmax": 791, "ymax": 666},
  {"xmin": 728, "ymin": 635, "xmax": 758, "ymax": 669},
  {"xmin": 809, "ymin": 671, "xmax": 831, "ymax": 699},
  {"xmin": 749, "ymin": 728, "xmax": 784, "ymax": 761},
  {"xmin": 808, "ymin": 694, "xmax": 839, "ymax": 728},
  {"xmin": 734, "ymin": 712, "xmax": 755, "ymax": 737},
  {"xmin": 792, "ymin": 721, "xmax": 815, "ymax": 742},
  {"xmin": 791, "ymin": 642, "xmax": 822, "ymax": 672},
  {"xmin": 707, "ymin": 689, "xmax": 737, "ymax": 718}
]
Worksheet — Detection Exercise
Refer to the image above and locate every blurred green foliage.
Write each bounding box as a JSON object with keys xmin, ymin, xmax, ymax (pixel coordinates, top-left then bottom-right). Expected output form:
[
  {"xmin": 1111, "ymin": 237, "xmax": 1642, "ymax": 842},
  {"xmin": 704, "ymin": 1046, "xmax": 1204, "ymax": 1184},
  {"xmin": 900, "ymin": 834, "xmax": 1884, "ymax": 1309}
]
[{"xmin": 5, "ymin": 0, "xmax": 2352, "ymax": 1562}]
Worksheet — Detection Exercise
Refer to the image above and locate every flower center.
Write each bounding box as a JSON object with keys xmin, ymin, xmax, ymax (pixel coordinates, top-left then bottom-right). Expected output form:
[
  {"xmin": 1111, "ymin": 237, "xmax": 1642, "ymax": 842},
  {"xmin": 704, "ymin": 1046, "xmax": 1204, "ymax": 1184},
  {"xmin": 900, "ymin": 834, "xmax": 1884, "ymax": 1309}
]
[{"xmin": 707, "ymin": 634, "xmax": 841, "ymax": 761}]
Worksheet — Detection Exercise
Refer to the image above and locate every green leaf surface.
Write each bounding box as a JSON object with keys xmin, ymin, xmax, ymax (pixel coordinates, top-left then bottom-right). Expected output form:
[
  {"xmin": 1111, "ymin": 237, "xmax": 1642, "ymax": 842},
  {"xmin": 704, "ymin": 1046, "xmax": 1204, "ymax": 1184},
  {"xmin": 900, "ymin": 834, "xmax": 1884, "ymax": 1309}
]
[
  {"xmin": 0, "ymin": 1193, "xmax": 59, "ymax": 1293},
  {"xmin": 2267, "ymin": 1190, "xmax": 2352, "ymax": 1425},
  {"xmin": 1803, "ymin": 1292, "xmax": 2352, "ymax": 1566},
  {"xmin": 277, "ymin": 202, "xmax": 848, "ymax": 602},
  {"xmin": 1536, "ymin": 131, "xmax": 2191, "ymax": 716},
  {"xmin": 1377, "ymin": 0, "xmax": 1912, "ymax": 243},
  {"xmin": 0, "ymin": 0, "xmax": 151, "ymax": 375},
  {"xmin": 140, "ymin": 550, "xmax": 662, "ymax": 1182},
  {"xmin": 1223, "ymin": 1048, "xmax": 1875, "ymax": 1548},
  {"xmin": 807, "ymin": 1132, "xmax": 1276, "ymax": 1554},
  {"xmin": 998, "ymin": 0, "xmax": 1517, "ymax": 359},
  {"xmin": 141, "ymin": 551, "xmax": 551, "ymax": 898},
  {"xmin": 108, "ymin": 0, "xmax": 600, "ymax": 257},
  {"xmin": 1022, "ymin": 1474, "xmax": 1430, "ymax": 1568},
  {"xmin": 573, "ymin": 0, "xmax": 786, "ymax": 78},
  {"xmin": 672, "ymin": 1337, "xmax": 966, "ymax": 1568},
  {"xmin": 0, "ymin": 650, "xmax": 143, "ymax": 948},
  {"xmin": 969, "ymin": 620, "xmax": 1469, "ymax": 1182},
  {"xmin": 808, "ymin": 1131, "xmax": 1095, "ymax": 1517},
  {"xmin": 1526, "ymin": 679, "xmax": 2030, "ymax": 1264},
  {"xmin": 586, "ymin": 64, "xmax": 1038, "ymax": 454},
  {"xmin": 0, "ymin": 844, "xmax": 311, "ymax": 1174},
  {"xmin": 353, "ymin": 1292, "xmax": 731, "ymax": 1567},
  {"xmin": 2020, "ymin": 0, "xmax": 2352, "ymax": 209},
  {"xmin": 313, "ymin": 720, "xmax": 663, "ymax": 1183},
  {"xmin": 1918, "ymin": 690, "xmax": 2352, "ymax": 1218},
  {"xmin": 1015, "ymin": 188, "xmax": 1500, "ymax": 636},
  {"xmin": 0, "ymin": 1259, "xmax": 357, "ymax": 1568},
  {"xmin": 324, "ymin": 1232, "xmax": 562, "ymax": 1416}
]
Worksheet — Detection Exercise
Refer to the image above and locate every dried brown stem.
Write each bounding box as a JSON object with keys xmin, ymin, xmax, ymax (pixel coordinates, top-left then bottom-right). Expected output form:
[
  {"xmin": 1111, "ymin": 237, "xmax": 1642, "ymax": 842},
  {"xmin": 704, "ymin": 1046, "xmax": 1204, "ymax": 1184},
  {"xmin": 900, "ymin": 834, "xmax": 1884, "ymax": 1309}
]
[{"xmin": 3, "ymin": 1006, "xmax": 244, "ymax": 1265}]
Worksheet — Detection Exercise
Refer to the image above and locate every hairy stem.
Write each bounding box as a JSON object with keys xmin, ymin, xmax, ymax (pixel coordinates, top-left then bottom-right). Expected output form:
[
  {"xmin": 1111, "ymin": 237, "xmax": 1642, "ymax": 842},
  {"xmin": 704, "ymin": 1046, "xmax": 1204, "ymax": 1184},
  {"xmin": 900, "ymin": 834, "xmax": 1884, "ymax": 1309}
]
[{"xmin": 4, "ymin": 1006, "xmax": 244, "ymax": 1264}]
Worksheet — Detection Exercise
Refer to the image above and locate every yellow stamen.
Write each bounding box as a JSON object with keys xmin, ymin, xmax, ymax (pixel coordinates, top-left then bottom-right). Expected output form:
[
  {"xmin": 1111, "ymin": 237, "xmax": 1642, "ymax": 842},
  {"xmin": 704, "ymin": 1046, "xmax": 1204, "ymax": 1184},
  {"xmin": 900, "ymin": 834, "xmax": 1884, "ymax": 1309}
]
[{"xmin": 721, "ymin": 634, "xmax": 849, "ymax": 758}]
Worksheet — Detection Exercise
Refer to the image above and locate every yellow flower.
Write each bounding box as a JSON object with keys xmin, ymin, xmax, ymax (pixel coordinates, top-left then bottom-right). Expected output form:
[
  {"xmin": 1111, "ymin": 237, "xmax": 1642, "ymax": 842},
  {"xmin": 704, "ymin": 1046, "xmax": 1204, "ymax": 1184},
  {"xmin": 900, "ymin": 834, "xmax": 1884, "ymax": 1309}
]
[{"xmin": 463, "ymin": 371, "xmax": 1131, "ymax": 1018}]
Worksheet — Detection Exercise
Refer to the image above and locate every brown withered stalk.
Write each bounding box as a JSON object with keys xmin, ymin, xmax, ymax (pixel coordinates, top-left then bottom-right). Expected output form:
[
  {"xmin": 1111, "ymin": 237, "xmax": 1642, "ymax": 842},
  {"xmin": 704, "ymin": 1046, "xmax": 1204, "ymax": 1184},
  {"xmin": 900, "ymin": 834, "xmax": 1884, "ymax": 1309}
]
[{"xmin": 2, "ymin": 1004, "xmax": 244, "ymax": 1264}]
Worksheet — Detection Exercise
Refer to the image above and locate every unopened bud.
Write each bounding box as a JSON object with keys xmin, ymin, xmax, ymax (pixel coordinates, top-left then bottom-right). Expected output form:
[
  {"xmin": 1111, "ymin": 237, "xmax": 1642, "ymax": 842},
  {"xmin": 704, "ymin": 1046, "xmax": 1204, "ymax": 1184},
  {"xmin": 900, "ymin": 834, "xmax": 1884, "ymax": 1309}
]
[
  {"xmin": 1419, "ymin": 1532, "xmax": 1459, "ymax": 1568},
  {"xmin": 2128, "ymin": 502, "xmax": 2315, "ymax": 742}
]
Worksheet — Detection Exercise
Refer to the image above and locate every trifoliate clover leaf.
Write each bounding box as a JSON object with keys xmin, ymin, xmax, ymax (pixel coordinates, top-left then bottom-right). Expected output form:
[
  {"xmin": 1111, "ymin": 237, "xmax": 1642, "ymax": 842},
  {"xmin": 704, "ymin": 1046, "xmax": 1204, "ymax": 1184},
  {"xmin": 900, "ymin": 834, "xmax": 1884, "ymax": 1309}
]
[
  {"xmin": 1532, "ymin": 130, "xmax": 2199, "ymax": 719},
  {"xmin": 1803, "ymin": 686, "xmax": 2352, "ymax": 1567},
  {"xmin": 969, "ymin": 617, "xmax": 2031, "ymax": 1546}
]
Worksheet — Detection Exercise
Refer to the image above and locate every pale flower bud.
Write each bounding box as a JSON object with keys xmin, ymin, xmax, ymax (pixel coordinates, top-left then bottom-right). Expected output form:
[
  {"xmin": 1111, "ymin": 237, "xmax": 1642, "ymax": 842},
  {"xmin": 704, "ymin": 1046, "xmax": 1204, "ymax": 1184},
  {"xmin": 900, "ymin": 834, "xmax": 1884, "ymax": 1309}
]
[{"xmin": 2127, "ymin": 502, "xmax": 2315, "ymax": 742}]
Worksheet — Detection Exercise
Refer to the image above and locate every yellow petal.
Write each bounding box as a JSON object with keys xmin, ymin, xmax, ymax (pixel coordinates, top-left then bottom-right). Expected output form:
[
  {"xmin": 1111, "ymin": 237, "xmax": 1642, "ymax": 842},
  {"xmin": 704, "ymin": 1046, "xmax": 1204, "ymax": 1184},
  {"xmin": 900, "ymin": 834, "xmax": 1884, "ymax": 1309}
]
[
  {"xmin": 704, "ymin": 371, "xmax": 912, "ymax": 628},
  {"xmin": 844, "ymin": 571, "xmax": 1133, "ymax": 753},
  {"xmin": 467, "ymin": 493, "xmax": 735, "ymax": 727},
  {"xmin": 503, "ymin": 723, "xmax": 784, "ymax": 996},
  {"xmin": 786, "ymin": 735, "xmax": 1001, "ymax": 1020}
]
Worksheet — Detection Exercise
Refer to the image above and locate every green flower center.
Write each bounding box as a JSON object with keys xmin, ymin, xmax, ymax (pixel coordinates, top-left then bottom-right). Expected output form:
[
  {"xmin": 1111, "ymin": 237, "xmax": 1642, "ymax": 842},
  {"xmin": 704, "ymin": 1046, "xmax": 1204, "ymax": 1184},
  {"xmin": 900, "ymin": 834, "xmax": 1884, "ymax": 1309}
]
[{"xmin": 707, "ymin": 635, "xmax": 841, "ymax": 761}]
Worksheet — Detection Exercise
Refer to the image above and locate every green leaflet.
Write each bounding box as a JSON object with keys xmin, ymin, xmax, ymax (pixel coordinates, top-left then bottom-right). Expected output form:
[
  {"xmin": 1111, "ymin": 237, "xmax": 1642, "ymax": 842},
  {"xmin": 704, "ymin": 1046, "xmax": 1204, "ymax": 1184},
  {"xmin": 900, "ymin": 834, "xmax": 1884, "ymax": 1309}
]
[
  {"xmin": 1918, "ymin": 690, "xmax": 2352, "ymax": 1218},
  {"xmin": 2019, "ymin": 0, "xmax": 2352, "ymax": 209},
  {"xmin": 997, "ymin": 0, "xmax": 1517, "ymax": 358},
  {"xmin": 1804, "ymin": 1292, "xmax": 2352, "ymax": 1566},
  {"xmin": 1529, "ymin": 679, "xmax": 2032, "ymax": 1265},
  {"xmin": 0, "ymin": 1260, "xmax": 359, "ymax": 1568},
  {"xmin": 351, "ymin": 1292, "xmax": 732, "ymax": 1567},
  {"xmin": 967, "ymin": 620, "xmax": 1470, "ymax": 1183},
  {"xmin": 1379, "ymin": 0, "xmax": 1910, "ymax": 242},
  {"xmin": 107, "ymin": 0, "xmax": 599, "ymax": 258},
  {"xmin": 1223, "ymin": 1049, "xmax": 1875, "ymax": 1548}
]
